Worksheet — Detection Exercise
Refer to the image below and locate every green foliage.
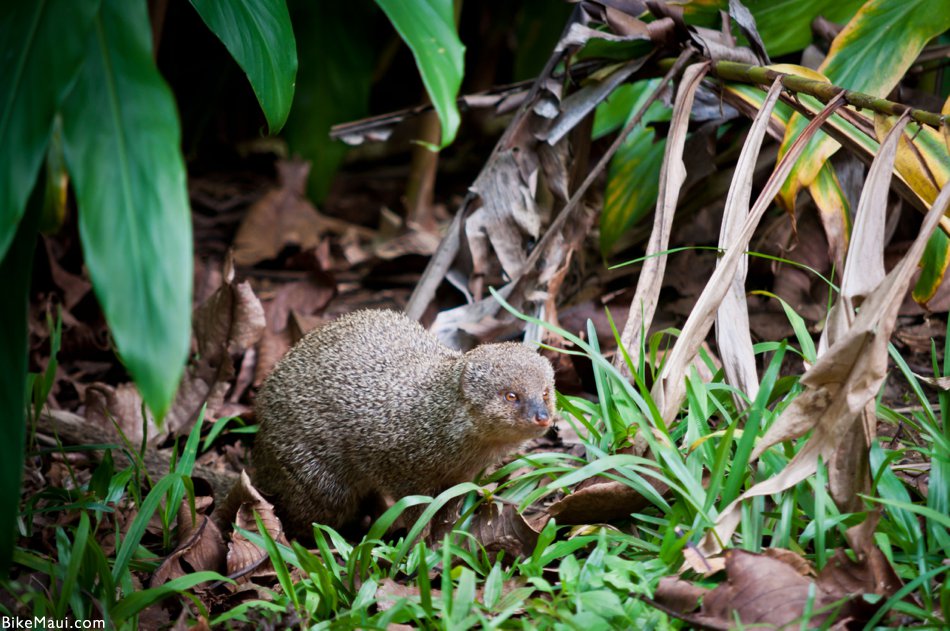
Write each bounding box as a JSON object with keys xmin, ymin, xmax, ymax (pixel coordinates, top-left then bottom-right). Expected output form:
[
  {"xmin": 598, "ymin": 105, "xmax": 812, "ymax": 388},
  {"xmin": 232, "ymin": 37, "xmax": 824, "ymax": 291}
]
[
  {"xmin": 0, "ymin": 0, "xmax": 298, "ymax": 419},
  {"xmin": 189, "ymin": 0, "xmax": 298, "ymax": 134},
  {"xmin": 778, "ymin": 0, "xmax": 950, "ymax": 204},
  {"xmin": 375, "ymin": 0, "xmax": 465, "ymax": 149}
]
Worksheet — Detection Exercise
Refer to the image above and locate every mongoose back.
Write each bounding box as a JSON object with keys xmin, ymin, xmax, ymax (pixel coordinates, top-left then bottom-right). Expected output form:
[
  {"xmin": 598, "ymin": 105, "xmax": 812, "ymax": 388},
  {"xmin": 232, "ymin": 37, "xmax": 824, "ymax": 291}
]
[{"xmin": 252, "ymin": 309, "xmax": 556, "ymax": 536}]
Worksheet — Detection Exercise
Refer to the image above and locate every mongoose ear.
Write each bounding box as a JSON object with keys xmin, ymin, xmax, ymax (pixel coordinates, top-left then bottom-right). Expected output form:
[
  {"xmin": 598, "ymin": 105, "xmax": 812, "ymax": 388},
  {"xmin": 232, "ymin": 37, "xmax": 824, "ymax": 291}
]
[{"xmin": 462, "ymin": 357, "xmax": 490, "ymax": 379}]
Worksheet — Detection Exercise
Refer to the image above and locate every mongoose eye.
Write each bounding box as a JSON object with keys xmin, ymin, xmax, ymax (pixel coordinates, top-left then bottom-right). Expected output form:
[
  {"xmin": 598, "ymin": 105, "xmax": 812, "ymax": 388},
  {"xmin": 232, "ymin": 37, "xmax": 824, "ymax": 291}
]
[{"xmin": 504, "ymin": 391, "xmax": 519, "ymax": 402}]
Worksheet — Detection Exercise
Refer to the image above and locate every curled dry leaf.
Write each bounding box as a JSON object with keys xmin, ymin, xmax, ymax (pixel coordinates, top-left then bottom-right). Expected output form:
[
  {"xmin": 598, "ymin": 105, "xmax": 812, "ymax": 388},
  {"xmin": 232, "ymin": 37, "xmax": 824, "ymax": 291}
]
[
  {"xmin": 653, "ymin": 576, "xmax": 707, "ymax": 614},
  {"xmin": 43, "ymin": 236, "xmax": 91, "ymax": 310},
  {"xmin": 711, "ymin": 78, "xmax": 782, "ymax": 403},
  {"xmin": 214, "ymin": 471, "xmax": 288, "ymax": 582},
  {"xmin": 81, "ymin": 257, "xmax": 265, "ymax": 442},
  {"xmin": 263, "ymin": 279, "xmax": 334, "ymax": 334},
  {"xmin": 466, "ymin": 151, "xmax": 541, "ymax": 281},
  {"xmin": 84, "ymin": 382, "xmax": 160, "ymax": 447},
  {"xmin": 150, "ymin": 500, "xmax": 227, "ymax": 588},
  {"xmin": 375, "ymin": 578, "xmax": 438, "ymax": 613},
  {"xmin": 616, "ymin": 62, "xmax": 709, "ymax": 369},
  {"xmin": 547, "ymin": 476, "xmax": 668, "ymax": 525},
  {"xmin": 162, "ymin": 256, "xmax": 265, "ymax": 438},
  {"xmin": 466, "ymin": 503, "xmax": 540, "ymax": 561}
]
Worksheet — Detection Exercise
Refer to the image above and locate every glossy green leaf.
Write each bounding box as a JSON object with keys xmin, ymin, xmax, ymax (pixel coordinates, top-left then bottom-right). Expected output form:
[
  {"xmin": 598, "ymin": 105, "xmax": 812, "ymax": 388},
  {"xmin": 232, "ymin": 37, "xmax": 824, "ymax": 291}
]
[
  {"xmin": 0, "ymin": 178, "xmax": 41, "ymax": 576},
  {"xmin": 0, "ymin": 0, "xmax": 99, "ymax": 261},
  {"xmin": 60, "ymin": 0, "xmax": 192, "ymax": 418},
  {"xmin": 595, "ymin": 80, "xmax": 672, "ymax": 254},
  {"xmin": 778, "ymin": 0, "xmax": 950, "ymax": 210},
  {"xmin": 744, "ymin": 0, "xmax": 865, "ymax": 57},
  {"xmin": 189, "ymin": 0, "xmax": 297, "ymax": 134},
  {"xmin": 283, "ymin": 0, "xmax": 375, "ymax": 201},
  {"xmin": 375, "ymin": 0, "xmax": 465, "ymax": 148}
]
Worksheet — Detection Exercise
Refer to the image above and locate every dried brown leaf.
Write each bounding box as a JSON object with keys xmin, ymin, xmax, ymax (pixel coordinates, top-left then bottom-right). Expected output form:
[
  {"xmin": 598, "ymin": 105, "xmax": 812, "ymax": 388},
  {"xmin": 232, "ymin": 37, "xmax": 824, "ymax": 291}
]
[
  {"xmin": 232, "ymin": 160, "xmax": 363, "ymax": 267},
  {"xmin": 216, "ymin": 471, "xmax": 288, "ymax": 581},
  {"xmin": 163, "ymin": 257, "xmax": 265, "ymax": 437},
  {"xmin": 43, "ymin": 236, "xmax": 91, "ymax": 310},
  {"xmin": 698, "ymin": 550, "xmax": 846, "ymax": 628},
  {"xmin": 84, "ymin": 382, "xmax": 159, "ymax": 447},
  {"xmin": 838, "ymin": 115, "xmax": 910, "ymax": 310},
  {"xmin": 466, "ymin": 503, "xmax": 539, "ymax": 561},
  {"xmin": 547, "ymin": 479, "xmax": 661, "ymax": 525},
  {"xmin": 150, "ymin": 514, "xmax": 226, "ymax": 587},
  {"xmin": 466, "ymin": 151, "xmax": 540, "ymax": 280},
  {"xmin": 712, "ymin": 79, "xmax": 782, "ymax": 403},
  {"xmin": 704, "ymin": 174, "xmax": 950, "ymax": 554},
  {"xmin": 617, "ymin": 62, "xmax": 709, "ymax": 368},
  {"xmin": 653, "ymin": 576, "xmax": 706, "ymax": 613},
  {"xmin": 818, "ymin": 548, "xmax": 902, "ymax": 602},
  {"xmin": 654, "ymin": 88, "xmax": 845, "ymax": 423}
]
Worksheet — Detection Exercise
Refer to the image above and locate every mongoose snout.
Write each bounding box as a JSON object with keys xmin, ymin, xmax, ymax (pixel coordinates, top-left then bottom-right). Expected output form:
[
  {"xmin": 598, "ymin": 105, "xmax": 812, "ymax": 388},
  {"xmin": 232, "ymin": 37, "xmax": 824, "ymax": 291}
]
[{"xmin": 251, "ymin": 309, "xmax": 556, "ymax": 537}]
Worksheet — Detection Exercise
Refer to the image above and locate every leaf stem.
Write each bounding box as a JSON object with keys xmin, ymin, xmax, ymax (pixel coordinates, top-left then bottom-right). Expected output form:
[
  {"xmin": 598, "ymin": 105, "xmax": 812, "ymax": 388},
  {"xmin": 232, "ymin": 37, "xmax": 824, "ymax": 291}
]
[{"xmin": 710, "ymin": 59, "xmax": 947, "ymax": 130}]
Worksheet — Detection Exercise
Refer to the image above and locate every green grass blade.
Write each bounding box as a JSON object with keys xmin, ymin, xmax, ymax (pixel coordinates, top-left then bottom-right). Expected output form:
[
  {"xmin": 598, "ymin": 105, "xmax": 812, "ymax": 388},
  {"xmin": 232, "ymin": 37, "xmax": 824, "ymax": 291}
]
[
  {"xmin": 111, "ymin": 571, "xmax": 230, "ymax": 623},
  {"xmin": 111, "ymin": 472, "xmax": 181, "ymax": 583},
  {"xmin": 55, "ymin": 511, "xmax": 90, "ymax": 618}
]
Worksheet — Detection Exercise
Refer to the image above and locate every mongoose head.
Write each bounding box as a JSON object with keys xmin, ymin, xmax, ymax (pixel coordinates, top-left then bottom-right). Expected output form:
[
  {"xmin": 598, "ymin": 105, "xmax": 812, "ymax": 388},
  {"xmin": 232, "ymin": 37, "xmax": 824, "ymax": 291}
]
[{"xmin": 459, "ymin": 342, "xmax": 556, "ymax": 441}]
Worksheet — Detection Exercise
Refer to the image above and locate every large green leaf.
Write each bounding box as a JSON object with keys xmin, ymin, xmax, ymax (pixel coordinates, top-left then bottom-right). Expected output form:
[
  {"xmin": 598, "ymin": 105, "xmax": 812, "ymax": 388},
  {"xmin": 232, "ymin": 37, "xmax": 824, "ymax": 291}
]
[
  {"xmin": 745, "ymin": 0, "xmax": 865, "ymax": 57},
  {"xmin": 60, "ymin": 0, "xmax": 192, "ymax": 418},
  {"xmin": 283, "ymin": 0, "xmax": 376, "ymax": 202},
  {"xmin": 0, "ymin": 178, "xmax": 41, "ymax": 576},
  {"xmin": 0, "ymin": 0, "xmax": 99, "ymax": 261},
  {"xmin": 777, "ymin": 0, "xmax": 950, "ymax": 210},
  {"xmin": 595, "ymin": 80, "xmax": 672, "ymax": 254},
  {"xmin": 189, "ymin": 0, "xmax": 297, "ymax": 134},
  {"xmin": 375, "ymin": 0, "xmax": 465, "ymax": 148}
]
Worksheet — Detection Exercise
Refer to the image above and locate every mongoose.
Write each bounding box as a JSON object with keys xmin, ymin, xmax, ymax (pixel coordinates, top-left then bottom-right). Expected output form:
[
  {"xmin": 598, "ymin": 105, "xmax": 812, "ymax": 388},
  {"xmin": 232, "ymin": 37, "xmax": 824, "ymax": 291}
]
[{"xmin": 252, "ymin": 309, "xmax": 556, "ymax": 536}]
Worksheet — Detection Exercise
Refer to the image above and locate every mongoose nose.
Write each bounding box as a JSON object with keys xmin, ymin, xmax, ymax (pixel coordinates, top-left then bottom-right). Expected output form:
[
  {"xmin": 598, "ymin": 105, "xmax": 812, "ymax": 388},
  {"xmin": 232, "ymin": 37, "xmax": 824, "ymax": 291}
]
[{"xmin": 534, "ymin": 408, "xmax": 551, "ymax": 427}]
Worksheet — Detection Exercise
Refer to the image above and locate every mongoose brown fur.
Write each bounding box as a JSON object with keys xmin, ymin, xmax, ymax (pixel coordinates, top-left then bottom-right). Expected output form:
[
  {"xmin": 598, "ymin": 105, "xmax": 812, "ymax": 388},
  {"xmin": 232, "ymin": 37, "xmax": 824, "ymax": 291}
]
[{"xmin": 252, "ymin": 309, "xmax": 556, "ymax": 536}]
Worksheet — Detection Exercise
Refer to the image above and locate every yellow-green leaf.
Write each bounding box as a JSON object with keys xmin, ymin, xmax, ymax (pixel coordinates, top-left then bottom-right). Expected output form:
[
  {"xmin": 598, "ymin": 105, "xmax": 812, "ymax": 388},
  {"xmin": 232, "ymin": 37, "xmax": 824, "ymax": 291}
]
[
  {"xmin": 777, "ymin": 0, "xmax": 950, "ymax": 211},
  {"xmin": 914, "ymin": 230, "xmax": 950, "ymax": 303},
  {"xmin": 808, "ymin": 163, "xmax": 851, "ymax": 271}
]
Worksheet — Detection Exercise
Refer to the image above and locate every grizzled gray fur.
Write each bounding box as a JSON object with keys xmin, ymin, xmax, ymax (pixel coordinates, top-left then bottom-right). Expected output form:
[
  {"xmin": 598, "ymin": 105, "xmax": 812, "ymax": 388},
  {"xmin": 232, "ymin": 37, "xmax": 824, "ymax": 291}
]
[{"xmin": 252, "ymin": 309, "xmax": 556, "ymax": 536}]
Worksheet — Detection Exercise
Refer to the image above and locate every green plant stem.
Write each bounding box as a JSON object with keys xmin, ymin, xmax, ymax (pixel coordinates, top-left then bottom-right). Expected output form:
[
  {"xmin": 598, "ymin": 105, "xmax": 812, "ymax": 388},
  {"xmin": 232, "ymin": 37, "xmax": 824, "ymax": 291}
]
[{"xmin": 711, "ymin": 60, "xmax": 947, "ymax": 130}]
